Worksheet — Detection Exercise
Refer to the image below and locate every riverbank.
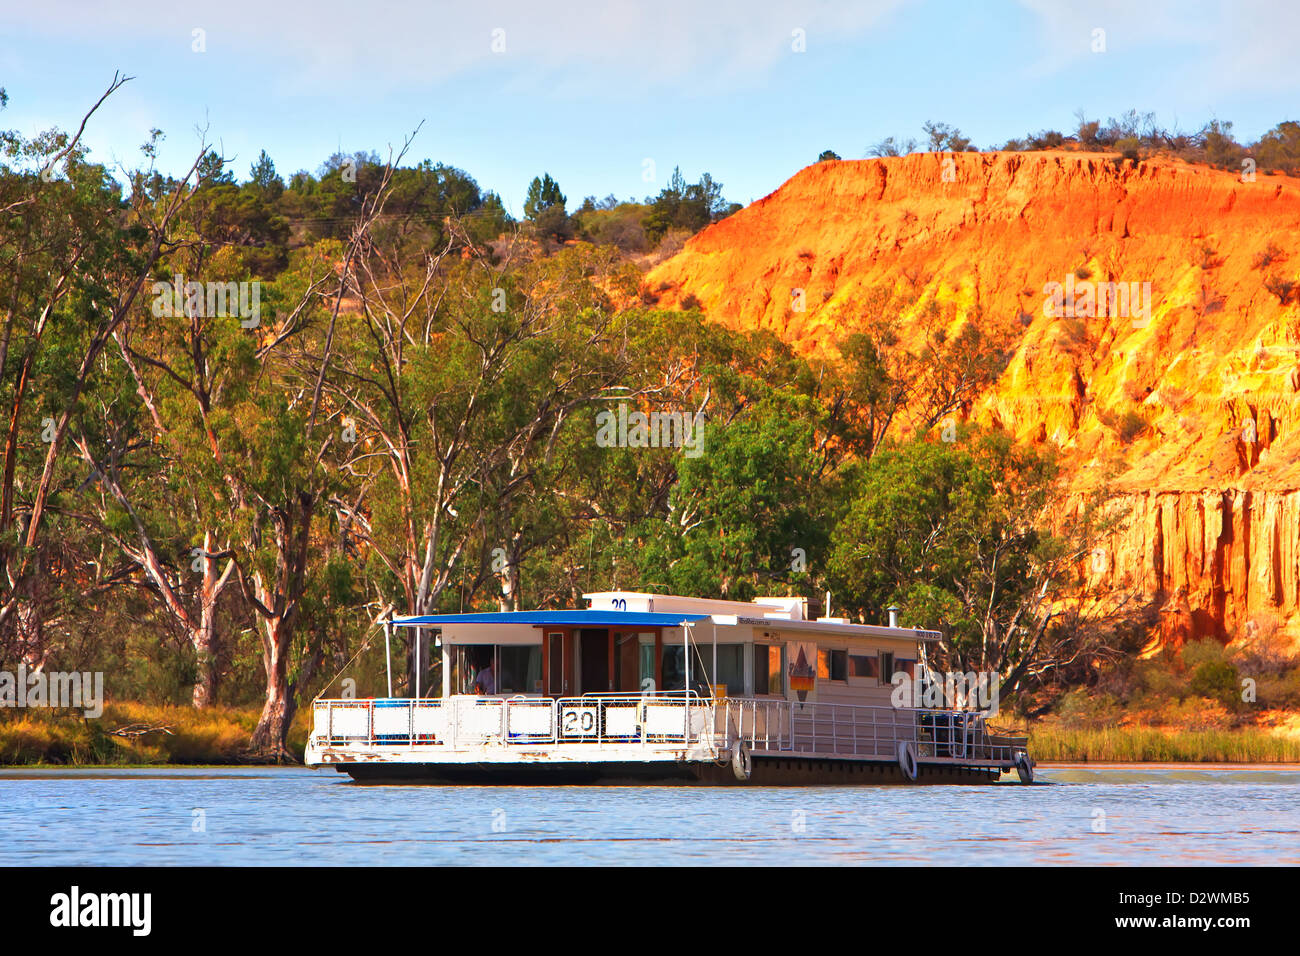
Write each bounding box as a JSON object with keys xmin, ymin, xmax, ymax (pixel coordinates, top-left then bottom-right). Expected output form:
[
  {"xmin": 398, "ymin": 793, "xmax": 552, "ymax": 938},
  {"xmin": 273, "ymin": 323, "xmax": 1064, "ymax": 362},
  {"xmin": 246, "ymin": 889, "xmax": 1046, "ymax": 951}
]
[
  {"xmin": 3, "ymin": 703, "xmax": 1299, "ymax": 765},
  {"xmin": 0, "ymin": 703, "xmax": 309, "ymax": 765},
  {"xmin": 1022, "ymin": 724, "xmax": 1300, "ymax": 762}
]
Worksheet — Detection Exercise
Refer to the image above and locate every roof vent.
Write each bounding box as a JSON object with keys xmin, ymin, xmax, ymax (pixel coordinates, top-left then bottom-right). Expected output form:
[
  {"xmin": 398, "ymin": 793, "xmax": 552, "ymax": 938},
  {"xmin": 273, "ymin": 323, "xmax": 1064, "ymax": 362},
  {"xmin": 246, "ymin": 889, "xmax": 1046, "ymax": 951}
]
[
  {"xmin": 887, "ymin": 605, "xmax": 900, "ymax": 628},
  {"xmin": 815, "ymin": 590, "xmax": 848, "ymax": 624}
]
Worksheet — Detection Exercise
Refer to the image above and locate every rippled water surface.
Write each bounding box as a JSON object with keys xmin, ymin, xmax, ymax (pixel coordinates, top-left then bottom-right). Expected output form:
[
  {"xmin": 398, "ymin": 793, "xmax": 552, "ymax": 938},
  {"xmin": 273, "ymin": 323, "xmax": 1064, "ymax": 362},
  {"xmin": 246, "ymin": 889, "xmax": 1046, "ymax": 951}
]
[{"xmin": 2, "ymin": 764, "xmax": 1297, "ymax": 865}]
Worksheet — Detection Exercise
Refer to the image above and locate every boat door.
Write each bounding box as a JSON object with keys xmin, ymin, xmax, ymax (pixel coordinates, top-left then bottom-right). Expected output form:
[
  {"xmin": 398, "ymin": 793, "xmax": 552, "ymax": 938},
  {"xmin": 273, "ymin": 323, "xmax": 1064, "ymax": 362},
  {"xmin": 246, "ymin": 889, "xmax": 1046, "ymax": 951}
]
[
  {"xmin": 545, "ymin": 630, "xmax": 569, "ymax": 696},
  {"xmin": 577, "ymin": 628, "xmax": 612, "ymax": 693}
]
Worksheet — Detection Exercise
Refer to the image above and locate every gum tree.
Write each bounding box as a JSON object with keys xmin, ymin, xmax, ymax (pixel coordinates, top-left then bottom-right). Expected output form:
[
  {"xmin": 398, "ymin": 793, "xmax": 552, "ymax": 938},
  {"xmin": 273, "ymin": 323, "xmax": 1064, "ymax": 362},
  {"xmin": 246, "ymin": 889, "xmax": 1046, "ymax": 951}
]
[
  {"xmin": 825, "ymin": 428, "xmax": 1127, "ymax": 700},
  {"xmin": 321, "ymin": 232, "xmax": 641, "ymax": 691},
  {"xmin": 0, "ymin": 76, "xmax": 208, "ymax": 664}
]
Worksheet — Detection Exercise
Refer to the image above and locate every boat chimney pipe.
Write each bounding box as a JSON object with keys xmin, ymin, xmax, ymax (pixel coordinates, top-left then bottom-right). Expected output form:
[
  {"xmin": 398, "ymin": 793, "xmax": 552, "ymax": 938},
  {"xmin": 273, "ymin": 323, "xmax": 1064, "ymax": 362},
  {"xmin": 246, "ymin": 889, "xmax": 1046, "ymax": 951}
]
[
  {"xmin": 887, "ymin": 605, "xmax": 900, "ymax": 628},
  {"xmin": 825, "ymin": 591, "xmax": 832, "ymax": 618}
]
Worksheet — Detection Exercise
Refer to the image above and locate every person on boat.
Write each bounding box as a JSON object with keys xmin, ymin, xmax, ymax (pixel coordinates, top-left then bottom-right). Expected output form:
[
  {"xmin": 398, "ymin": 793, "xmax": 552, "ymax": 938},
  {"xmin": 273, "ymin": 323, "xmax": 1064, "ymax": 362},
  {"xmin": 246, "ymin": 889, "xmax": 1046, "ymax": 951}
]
[{"xmin": 473, "ymin": 659, "xmax": 496, "ymax": 695}]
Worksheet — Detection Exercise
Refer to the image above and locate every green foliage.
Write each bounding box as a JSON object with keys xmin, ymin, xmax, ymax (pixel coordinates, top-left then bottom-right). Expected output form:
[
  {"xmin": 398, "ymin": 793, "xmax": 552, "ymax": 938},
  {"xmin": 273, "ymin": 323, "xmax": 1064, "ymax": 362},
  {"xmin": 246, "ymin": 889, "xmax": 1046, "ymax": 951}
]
[
  {"xmin": 1254, "ymin": 120, "xmax": 1300, "ymax": 175},
  {"xmin": 575, "ymin": 200, "xmax": 650, "ymax": 252},
  {"xmin": 1201, "ymin": 120, "xmax": 1242, "ymax": 168},
  {"xmin": 1054, "ymin": 687, "xmax": 1124, "ymax": 728},
  {"xmin": 825, "ymin": 429, "xmax": 1066, "ymax": 691},
  {"xmin": 922, "ymin": 120, "xmax": 971, "ymax": 152},
  {"xmin": 249, "ymin": 150, "xmax": 281, "ymax": 188},
  {"xmin": 1190, "ymin": 660, "xmax": 1241, "ymax": 710},
  {"xmin": 524, "ymin": 172, "xmax": 571, "ymax": 240},
  {"xmin": 632, "ymin": 393, "xmax": 827, "ymax": 601},
  {"xmin": 1026, "ymin": 130, "xmax": 1065, "ymax": 149},
  {"xmin": 1115, "ymin": 137, "xmax": 1142, "ymax": 163},
  {"xmin": 524, "ymin": 172, "xmax": 566, "ymax": 219},
  {"xmin": 642, "ymin": 167, "xmax": 732, "ymax": 244}
]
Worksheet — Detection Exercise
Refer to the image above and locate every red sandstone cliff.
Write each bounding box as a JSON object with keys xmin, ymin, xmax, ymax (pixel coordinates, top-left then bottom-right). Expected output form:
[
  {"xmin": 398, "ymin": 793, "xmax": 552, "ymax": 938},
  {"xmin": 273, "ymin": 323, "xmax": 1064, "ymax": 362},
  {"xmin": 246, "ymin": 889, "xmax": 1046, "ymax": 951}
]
[{"xmin": 645, "ymin": 152, "xmax": 1300, "ymax": 648}]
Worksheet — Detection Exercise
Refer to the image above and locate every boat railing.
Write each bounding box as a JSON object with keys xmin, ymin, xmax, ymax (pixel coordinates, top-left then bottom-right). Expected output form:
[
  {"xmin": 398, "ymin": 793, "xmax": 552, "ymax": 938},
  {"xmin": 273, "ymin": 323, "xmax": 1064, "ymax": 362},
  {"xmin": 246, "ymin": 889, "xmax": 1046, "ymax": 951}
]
[
  {"xmin": 310, "ymin": 692, "xmax": 715, "ymax": 750},
  {"xmin": 719, "ymin": 697, "xmax": 1026, "ymax": 765}
]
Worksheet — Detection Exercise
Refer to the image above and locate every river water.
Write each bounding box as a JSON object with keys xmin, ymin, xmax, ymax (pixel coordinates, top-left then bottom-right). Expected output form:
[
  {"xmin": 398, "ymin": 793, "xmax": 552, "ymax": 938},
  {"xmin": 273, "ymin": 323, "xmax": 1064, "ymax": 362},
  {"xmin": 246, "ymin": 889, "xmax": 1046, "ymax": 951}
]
[{"xmin": 2, "ymin": 764, "xmax": 1297, "ymax": 865}]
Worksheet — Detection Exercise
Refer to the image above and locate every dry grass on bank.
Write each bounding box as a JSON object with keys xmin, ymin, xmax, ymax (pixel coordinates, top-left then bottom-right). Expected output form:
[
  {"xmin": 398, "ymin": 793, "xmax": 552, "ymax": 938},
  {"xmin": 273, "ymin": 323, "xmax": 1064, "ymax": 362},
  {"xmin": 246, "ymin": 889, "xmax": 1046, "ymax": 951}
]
[
  {"xmin": 1025, "ymin": 724, "xmax": 1300, "ymax": 762},
  {"xmin": 0, "ymin": 703, "xmax": 309, "ymax": 765}
]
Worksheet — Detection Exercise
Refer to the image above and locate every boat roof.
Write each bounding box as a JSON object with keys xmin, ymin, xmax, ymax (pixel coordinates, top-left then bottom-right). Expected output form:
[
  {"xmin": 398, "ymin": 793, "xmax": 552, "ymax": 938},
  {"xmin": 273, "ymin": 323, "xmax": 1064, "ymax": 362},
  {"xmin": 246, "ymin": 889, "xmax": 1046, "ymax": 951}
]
[
  {"xmin": 390, "ymin": 608, "xmax": 939, "ymax": 642},
  {"xmin": 734, "ymin": 617, "xmax": 941, "ymax": 642},
  {"xmin": 390, "ymin": 610, "xmax": 711, "ymax": 628}
]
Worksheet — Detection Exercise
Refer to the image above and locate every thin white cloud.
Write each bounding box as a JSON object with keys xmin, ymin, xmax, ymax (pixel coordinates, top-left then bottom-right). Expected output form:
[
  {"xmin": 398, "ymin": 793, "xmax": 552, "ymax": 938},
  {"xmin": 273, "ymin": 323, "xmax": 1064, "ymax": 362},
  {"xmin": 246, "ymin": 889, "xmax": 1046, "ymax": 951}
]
[
  {"xmin": 3, "ymin": 1, "xmax": 909, "ymax": 95},
  {"xmin": 1017, "ymin": 0, "xmax": 1300, "ymax": 95},
  {"xmin": 1208, "ymin": 0, "xmax": 1300, "ymax": 95},
  {"xmin": 1017, "ymin": 0, "xmax": 1213, "ymax": 75}
]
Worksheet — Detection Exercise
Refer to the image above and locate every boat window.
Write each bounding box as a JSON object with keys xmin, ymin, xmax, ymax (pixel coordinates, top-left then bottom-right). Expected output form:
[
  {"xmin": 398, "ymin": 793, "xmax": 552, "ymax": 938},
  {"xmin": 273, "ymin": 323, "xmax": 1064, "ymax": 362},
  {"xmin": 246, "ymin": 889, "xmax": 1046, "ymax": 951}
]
[
  {"xmin": 754, "ymin": 643, "xmax": 784, "ymax": 695},
  {"xmin": 816, "ymin": 649, "xmax": 848, "ymax": 681},
  {"xmin": 699, "ymin": 644, "xmax": 744, "ymax": 696},
  {"xmin": 638, "ymin": 633, "xmax": 656, "ymax": 692},
  {"xmin": 830, "ymin": 650, "xmax": 848, "ymax": 681},
  {"xmin": 661, "ymin": 645, "xmax": 711, "ymax": 695},
  {"xmin": 878, "ymin": 651, "xmax": 896, "ymax": 685},
  {"xmin": 850, "ymin": 654, "xmax": 877, "ymax": 679},
  {"xmin": 498, "ymin": 646, "xmax": 542, "ymax": 695},
  {"xmin": 452, "ymin": 645, "xmax": 496, "ymax": 695},
  {"xmin": 661, "ymin": 645, "xmax": 685, "ymax": 691}
]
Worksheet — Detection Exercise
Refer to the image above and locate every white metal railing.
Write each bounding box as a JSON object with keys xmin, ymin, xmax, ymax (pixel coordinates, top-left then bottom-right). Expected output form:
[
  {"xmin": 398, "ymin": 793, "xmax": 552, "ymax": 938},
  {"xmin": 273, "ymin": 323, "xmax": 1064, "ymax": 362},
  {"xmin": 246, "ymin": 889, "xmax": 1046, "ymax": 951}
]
[
  {"xmin": 719, "ymin": 698, "xmax": 1025, "ymax": 764},
  {"xmin": 311, "ymin": 692, "xmax": 713, "ymax": 750}
]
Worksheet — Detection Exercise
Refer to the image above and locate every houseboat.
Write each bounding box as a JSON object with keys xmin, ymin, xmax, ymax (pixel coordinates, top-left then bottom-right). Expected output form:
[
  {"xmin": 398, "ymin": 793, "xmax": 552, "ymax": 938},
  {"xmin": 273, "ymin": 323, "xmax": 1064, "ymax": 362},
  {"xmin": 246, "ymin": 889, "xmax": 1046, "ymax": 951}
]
[{"xmin": 304, "ymin": 592, "xmax": 1034, "ymax": 785}]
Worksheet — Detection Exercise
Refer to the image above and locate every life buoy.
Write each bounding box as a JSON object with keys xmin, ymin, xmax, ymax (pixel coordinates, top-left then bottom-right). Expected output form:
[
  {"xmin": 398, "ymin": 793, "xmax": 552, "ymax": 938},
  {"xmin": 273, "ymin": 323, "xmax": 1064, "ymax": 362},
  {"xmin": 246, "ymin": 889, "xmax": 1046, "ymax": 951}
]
[
  {"xmin": 898, "ymin": 740, "xmax": 918, "ymax": 781},
  {"xmin": 731, "ymin": 740, "xmax": 752, "ymax": 782},
  {"xmin": 1015, "ymin": 752, "xmax": 1035, "ymax": 784}
]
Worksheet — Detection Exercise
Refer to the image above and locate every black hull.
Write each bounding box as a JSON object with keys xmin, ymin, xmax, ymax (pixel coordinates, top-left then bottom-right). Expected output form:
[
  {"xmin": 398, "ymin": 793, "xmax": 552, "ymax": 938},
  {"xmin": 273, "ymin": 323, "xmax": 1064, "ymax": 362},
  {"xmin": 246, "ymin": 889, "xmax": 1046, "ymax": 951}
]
[{"xmin": 336, "ymin": 755, "xmax": 1005, "ymax": 786}]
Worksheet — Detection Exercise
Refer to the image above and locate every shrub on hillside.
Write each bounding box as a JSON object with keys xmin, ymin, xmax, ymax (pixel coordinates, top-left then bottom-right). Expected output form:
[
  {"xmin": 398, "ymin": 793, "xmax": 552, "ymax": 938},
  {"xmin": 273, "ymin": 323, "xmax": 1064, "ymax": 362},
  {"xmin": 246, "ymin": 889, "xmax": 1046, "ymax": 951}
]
[
  {"xmin": 1252, "ymin": 241, "xmax": 1284, "ymax": 271},
  {"xmin": 1190, "ymin": 660, "xmax": 1242, "ymax": 711},
  {"xmin": 1263, "ymin": 272, "xmax": 1297, "ymax": 304},
  {"xmin": 1055, "ymin": 687, "xmax": 1123, "ymax": 728}
]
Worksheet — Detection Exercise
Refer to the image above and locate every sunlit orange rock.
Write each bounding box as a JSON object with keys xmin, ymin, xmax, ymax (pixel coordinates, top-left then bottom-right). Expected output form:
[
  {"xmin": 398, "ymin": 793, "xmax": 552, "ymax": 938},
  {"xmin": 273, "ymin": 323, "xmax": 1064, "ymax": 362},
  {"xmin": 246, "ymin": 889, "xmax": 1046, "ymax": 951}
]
[{"xmin": 646, "ymin": 151, "xmax": 1300, "ymax": 649}]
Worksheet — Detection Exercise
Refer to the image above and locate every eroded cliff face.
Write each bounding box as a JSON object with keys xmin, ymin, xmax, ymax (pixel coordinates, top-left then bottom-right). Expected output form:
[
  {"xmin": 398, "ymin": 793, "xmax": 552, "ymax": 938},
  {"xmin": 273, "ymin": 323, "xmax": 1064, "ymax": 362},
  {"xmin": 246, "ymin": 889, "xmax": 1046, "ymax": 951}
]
[{"xmin": 645, "ymin": 152, "xmax": 1300, "ymax": 647}]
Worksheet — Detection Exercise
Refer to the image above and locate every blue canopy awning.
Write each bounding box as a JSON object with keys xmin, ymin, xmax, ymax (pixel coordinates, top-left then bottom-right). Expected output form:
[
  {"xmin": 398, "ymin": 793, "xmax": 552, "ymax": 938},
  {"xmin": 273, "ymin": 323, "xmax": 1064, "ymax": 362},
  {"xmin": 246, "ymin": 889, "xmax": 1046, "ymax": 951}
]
[{"xmin": 390, "ymin": 610, "xmax": 710, "ymax": 628}]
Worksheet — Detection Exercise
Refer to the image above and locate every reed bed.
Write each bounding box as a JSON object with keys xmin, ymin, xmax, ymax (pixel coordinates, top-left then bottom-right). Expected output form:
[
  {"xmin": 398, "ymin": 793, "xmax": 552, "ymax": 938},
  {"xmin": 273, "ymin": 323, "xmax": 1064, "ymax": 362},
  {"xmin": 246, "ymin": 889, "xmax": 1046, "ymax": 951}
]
[{"xmin": 1026, "ymin": 725, "xmax": 1300, "ymax": 763}]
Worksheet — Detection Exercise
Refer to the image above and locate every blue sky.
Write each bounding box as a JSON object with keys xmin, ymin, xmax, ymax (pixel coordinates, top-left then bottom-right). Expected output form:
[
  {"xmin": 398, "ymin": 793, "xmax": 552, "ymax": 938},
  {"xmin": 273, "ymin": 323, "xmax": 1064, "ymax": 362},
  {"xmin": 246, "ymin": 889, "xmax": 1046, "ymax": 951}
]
[{"xmin": 2, "ymin": 1, "xmax": 1298, "ymax": 214}]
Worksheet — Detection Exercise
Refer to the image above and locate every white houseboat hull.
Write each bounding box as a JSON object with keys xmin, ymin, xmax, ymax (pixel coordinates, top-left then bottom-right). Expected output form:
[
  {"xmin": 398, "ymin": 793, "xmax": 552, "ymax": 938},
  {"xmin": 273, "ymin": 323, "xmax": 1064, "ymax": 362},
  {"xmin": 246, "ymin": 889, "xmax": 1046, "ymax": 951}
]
[{"xmin": 305, "ymin": 694, "xmax": 1032, "ymax": 785}]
